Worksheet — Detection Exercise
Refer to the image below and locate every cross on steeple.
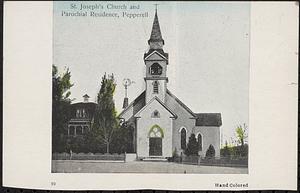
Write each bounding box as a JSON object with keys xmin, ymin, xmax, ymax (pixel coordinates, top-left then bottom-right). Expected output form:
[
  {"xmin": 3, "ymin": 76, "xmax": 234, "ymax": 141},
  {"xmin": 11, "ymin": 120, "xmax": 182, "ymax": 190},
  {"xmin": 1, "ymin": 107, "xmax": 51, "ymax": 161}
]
[{"xmin": 154, "ymin": 3, "xmax": 158, "ymax": 12}]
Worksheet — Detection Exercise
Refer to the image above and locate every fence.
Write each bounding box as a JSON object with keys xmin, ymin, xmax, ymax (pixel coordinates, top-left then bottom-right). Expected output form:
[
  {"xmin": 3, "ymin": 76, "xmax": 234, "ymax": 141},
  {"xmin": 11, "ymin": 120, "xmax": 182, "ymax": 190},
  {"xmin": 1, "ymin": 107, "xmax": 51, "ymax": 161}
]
[
  {"xmin": 173, "ymin": 155, "xmax": 248, "ymax": 168},
  {"xmin": 52, "ymin": 152, "xmax": 125, "ymax": 161}
]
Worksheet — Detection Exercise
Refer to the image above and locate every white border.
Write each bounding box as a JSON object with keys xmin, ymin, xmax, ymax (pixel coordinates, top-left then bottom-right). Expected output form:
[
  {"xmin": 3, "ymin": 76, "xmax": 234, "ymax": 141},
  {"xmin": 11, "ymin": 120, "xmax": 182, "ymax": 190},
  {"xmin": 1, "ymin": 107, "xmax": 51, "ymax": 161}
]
[{"xmin": 3, "ymin": 1, "xmax": 298, "ymax": 191}]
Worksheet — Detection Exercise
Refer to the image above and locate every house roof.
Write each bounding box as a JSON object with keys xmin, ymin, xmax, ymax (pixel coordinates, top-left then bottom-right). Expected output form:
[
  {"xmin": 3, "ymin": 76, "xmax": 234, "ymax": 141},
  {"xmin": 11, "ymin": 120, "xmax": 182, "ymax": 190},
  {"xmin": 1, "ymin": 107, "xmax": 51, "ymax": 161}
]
[
  {"xmin": 195, "ymin": 113, "xmax": 222, "ymax": 126},
  {"xmin": 70, "ymin": 102, "xmax": 97, "ymax": 119}
]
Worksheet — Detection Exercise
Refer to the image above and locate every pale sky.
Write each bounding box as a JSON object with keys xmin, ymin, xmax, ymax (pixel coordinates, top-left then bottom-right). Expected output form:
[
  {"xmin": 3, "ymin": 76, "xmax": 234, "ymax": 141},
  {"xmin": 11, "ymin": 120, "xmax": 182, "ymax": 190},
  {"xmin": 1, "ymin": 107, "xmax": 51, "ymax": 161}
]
[{"xmin": 53, "ymin": 1, "xmax": 250, "ymax": 144}]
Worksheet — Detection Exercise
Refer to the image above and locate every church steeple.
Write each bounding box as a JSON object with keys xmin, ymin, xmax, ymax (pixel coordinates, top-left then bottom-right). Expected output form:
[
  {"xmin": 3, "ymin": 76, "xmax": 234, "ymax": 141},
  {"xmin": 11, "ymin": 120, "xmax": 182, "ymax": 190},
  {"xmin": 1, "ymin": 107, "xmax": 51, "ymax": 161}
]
[
  {"xmin": 144, "ymin": 7, "xmax": 169, "ymax": 104},
  {"xmin": 148, "ymin": 8, "xmax": 164, "ymax": 50}
]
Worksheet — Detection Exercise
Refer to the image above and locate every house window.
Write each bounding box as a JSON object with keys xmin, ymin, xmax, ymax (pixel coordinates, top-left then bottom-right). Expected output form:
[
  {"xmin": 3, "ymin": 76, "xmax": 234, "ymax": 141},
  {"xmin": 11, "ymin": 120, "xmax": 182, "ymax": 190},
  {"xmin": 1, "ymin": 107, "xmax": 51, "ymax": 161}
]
[
  {"xmin": 76, "ymin": 109, "xmax": 80, "ymax": 118},
  {"xmin": 197, "ymin": 133, "xmax": 203, "ymax": 151},
  {"xmin": 153, "ymin": 81, "xmax": 159, "ymax": 94},
  {"xmin": 69, "ymin": 126, "xmax": 75, "ymax": 136},
  {"xmin": 76, "ymin": 126, "xmax": 83, "ymax": 135},
  {"xmin": 151, "ymin": 110, "xmax": 160, "ymax": 118},
  {"xmin": 180, "ymin": 128, "xmax": 187, "ymax": 150},
  {"xmin": 83, "ymin": 126, "xmax": 89, "ymax": 132},
  {"xmin": 150, "ymin": 63, "xmax": 162, "ymax": 75},
  {"xmin": 82, "ymin": 109, "xmax": 86, "ymax": 118}
]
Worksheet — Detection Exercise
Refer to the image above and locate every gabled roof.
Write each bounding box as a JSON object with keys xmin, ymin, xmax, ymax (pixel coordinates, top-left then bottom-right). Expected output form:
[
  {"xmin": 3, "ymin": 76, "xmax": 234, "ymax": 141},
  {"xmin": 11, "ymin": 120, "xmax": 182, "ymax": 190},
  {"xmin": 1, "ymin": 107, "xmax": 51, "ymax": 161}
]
[
  {"xmin": 144, "ymin": 50, "xmax": 168, "ymax": 61},
  {"xmin": 195, "ymin": 113, "xmax": 222, "ymax": 127},
  {"xmin": 134, "ymin": 96, "xmax": 177, "ymax": 119},
  {"xmin": 166, "ymin": 89, "xmax": 196, "ymax": 118},
  {"xmin": 118, "ymin": 89, "xmax": 222, "ymax": 127}
]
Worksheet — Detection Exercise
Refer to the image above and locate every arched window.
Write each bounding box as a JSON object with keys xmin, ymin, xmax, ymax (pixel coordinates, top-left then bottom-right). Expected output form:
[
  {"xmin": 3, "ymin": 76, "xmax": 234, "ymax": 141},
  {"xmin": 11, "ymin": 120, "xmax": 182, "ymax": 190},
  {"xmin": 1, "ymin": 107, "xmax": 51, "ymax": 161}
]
[
  {"xmin": 151, "ymin": 110, "xmax": 160, "ymax": 118},
  {"xmin": 150, "ymin": 63, "xmax": 162, "ymax": 75},
  {"xmin": 149, "ymin": 125, "xmax": 164, "ymax": 138},
  {"xmin": 180, "ymin": 128, "xmax": 187, "ymax": 150},
  {"xmin": 153, "ymin": 81, "xmax": 159, "ymax": 94},
  {"xmin": 197, "ymin": 133, "xmax": 203, "ymax": 151}
]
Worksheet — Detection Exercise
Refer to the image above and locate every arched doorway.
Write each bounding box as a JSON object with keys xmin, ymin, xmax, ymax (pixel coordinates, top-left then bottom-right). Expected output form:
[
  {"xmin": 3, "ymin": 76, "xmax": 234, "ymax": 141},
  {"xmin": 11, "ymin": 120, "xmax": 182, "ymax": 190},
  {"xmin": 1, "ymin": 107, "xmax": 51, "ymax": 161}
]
[{"xmin": 148, "ymin": 125, "xmax": 164, "ymax": 156}]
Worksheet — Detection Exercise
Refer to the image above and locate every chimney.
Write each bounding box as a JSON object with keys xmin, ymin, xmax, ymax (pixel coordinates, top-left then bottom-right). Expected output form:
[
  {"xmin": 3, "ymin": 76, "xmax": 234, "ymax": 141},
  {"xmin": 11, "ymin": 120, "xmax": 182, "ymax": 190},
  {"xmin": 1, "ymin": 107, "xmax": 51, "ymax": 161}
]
[
  {"xmin": 122, "ymin": 97, "xmax": 128, "ymax": 109},
  {"xmin": 83, "ymin": 94, "xmax": 90, "ymax": 103}
]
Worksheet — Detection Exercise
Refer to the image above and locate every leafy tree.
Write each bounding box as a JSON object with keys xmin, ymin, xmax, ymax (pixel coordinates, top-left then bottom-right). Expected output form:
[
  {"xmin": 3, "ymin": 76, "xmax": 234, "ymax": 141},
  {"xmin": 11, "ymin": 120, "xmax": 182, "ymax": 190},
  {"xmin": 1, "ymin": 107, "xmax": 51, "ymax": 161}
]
[
  {"xmin": 52, "ymin": 65, "xmax": 73, "ymax": 153},
  {"xmin": 236, "ymin": 123, "xmax": 248, "ymax": 146},
  {"xmin": 92, "ymin": 73, "xmax": 118, "ymax": 153},
  {"xmin": 111, "ymin": 122, "xmax": 135, "ymax": 154},
  {"xmin": 83, "ymin": 130, "xmax": 105, "ymax": 153},
  {"xmin": 184, "ymin": 133, "xmax": 199, "ymax": 156},
  {"xmin": 205, "ymin": 144, "xmax": 216, "ymax": 159}
]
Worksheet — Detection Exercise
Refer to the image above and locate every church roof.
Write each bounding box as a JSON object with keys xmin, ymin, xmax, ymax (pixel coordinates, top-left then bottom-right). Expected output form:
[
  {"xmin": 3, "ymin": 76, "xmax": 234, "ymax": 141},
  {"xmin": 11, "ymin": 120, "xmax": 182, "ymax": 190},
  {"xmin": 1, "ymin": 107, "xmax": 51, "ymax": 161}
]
[
  {"xmin": 166, "ymin": 89, "xmax": 196, "ymax": 118},
  {"xmin": 118, "ymin": 91, "xmax": 145, "ymax": 118},
  {"xmin": 148, "ymin": 9, "xmax": 164, "ymax": 44},
  {"xmin": 194, "ymin": 113, "xmax": 222, "ymax": 126},
  {"xmin": 118, "ymin": 89, "xmax": 222, "ymax": 127},
  {"xmin": 134, "ymin": 96, "xmax": 177, "ymax": 118}
]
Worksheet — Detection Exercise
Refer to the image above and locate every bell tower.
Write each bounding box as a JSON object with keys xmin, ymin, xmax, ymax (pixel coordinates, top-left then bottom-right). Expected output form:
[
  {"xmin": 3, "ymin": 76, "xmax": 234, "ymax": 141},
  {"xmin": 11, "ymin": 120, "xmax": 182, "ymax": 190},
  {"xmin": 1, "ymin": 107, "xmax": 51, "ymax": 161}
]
[{"xmin": 144, "ymin": 8, "xmax": 169, "ymax": 103}]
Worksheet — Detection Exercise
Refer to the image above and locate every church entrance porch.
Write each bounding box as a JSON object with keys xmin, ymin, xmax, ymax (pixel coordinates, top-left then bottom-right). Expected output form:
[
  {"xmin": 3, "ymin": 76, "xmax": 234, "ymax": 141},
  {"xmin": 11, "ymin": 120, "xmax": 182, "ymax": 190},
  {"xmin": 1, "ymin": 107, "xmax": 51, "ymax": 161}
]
[{"xmin": 149, "ymin": 138, "xmax": 162, "ymax": 156}]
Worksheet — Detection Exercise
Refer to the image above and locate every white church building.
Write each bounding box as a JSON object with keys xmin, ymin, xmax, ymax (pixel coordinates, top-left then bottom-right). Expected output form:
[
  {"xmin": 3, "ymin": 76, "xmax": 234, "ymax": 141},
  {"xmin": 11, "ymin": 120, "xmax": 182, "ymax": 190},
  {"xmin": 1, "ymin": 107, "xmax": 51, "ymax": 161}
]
[{"xmin": 119, "ymin": 10, "xmax": 222, "ymax": 159}]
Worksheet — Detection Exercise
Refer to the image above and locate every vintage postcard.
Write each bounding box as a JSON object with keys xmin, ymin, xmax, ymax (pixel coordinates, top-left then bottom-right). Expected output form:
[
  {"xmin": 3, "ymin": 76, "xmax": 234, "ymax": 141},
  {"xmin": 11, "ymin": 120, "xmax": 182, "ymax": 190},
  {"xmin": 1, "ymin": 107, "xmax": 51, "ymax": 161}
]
[
  {"xmin": 51, "ymin": 1, "xmax": 249, "ymax": 174},
  {"xmin": 3, "ymin": 1, "xmax": 298, "ymax": 191}
]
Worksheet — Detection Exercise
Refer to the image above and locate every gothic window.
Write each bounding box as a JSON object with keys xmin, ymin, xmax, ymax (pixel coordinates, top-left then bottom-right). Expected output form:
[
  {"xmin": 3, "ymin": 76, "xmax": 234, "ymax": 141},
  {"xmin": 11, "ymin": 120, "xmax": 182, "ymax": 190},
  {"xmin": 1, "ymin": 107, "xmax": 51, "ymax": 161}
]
[
  {"xmin": 150, "ymin": 63, "xmax": 162, "ymax": 75},
  {"xmin": 153, "ymin": 81, "xmax": 159, "ymax": 94},
  {"xmin": 197, "ymin": 133, "xmax": 203, "ymax": 151},
  {"xmin": 180, "ymin": 128, "xmax": 187, "ymax": 150},
  {"xmin": 151, "ymin": 110, "xmax": 160, "ymax": 118},
  {"xmin": 149, "ymin": 125, "xmax": 164, "ymax": 138}
]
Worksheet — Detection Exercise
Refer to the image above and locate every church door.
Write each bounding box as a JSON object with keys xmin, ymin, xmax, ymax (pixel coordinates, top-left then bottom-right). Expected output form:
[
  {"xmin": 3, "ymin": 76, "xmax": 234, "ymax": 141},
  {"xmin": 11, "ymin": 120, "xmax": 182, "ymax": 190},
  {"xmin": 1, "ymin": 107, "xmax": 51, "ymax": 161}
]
[
  {"xmin": 148, "ymin": 125, "xmax": 164, "ymax": 156},
  {"xmin": 149, "ymin": 138, "xmax": 162, "ymax": 156}
]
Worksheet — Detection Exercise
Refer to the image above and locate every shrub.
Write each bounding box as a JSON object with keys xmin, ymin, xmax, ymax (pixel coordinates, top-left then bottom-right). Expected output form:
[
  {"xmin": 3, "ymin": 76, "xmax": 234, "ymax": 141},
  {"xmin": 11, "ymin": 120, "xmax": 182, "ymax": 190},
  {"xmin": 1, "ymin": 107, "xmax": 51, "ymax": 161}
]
[
  {"xmin": 184, "ymin": 133, "xmax": 199, "ymax": 156},
  {"xmin": 220, "ymin": 141, "xmax": 231, "ymax": 158},
  {"xmin": 205, "ymin": 144, "xmax": 215, "ymax": 159}
]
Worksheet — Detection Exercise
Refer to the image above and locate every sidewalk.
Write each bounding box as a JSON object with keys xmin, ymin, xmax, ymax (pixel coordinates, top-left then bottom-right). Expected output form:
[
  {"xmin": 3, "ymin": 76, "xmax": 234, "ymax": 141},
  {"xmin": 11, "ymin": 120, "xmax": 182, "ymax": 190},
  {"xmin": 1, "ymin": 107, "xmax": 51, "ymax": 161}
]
[{"xmin": 52, "ymin": 160, "xmax": 248, "ymax": 174}]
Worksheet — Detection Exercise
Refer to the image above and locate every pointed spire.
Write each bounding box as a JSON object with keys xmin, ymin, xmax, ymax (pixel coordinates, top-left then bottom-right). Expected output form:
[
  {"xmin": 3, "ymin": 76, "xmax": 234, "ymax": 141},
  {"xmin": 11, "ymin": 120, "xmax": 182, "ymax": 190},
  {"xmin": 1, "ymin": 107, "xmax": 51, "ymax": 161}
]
[{"xmin": 148, "ymin": 8, "xmax": 164, "ymax": 46}]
